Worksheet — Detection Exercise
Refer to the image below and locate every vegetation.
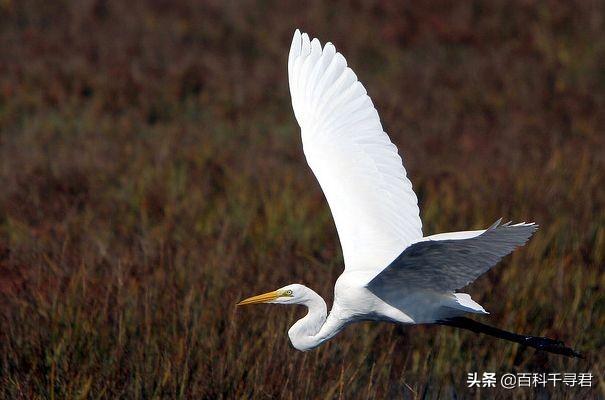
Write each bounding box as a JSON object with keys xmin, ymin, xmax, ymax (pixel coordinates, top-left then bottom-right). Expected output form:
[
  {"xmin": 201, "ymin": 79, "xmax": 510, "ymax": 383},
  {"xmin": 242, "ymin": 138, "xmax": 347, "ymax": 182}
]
[{"xmin": 0, "ymin": 1, "xmax": 603, "ymax": 398}]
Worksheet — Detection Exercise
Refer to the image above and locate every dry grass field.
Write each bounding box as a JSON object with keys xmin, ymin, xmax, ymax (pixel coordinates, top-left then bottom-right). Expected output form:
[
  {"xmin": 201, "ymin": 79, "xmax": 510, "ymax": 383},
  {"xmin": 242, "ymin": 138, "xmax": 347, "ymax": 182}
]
[{"xmin": 0, "ymin": 1, "xmax": 604, "ymax": 398}]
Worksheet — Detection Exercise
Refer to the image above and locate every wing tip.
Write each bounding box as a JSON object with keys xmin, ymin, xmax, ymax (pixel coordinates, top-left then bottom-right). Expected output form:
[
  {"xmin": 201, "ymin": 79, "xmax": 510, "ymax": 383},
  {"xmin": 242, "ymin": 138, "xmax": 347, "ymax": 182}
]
[
  {"xmin": 488, "ymin": 218, "xmax": 503, "ymax": 230},
  {"xmin": 292, "ymin": 28, "xmax": 302, "ymax": 45},
  {"xmin": 490, "ymin": 218, "xmax": 539, "ymax": 231},
  {"xmin": 289, "ymin": 29, "xmax": 303, "ymax": 62},
  {"xmin": 301, "ymin": 31, "xmax": 310, "ymax": 46},
  {"xmin": 487, "ymin": 218, "xmax": 539, "ymax": 248}
]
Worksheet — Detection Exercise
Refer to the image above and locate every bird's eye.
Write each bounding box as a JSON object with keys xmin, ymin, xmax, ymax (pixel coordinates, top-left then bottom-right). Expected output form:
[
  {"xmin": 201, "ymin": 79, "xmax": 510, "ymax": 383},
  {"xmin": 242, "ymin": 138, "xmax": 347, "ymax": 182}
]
[{"xmin": 286, "ymin": 290, "xmax": 293, "ymax": 296}]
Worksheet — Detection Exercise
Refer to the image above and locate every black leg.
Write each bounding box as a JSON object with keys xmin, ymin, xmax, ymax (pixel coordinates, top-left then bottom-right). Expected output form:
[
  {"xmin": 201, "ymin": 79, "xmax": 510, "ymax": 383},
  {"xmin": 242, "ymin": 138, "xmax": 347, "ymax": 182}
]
[{"xmin": 436, "ymin": 317, "xmax": 583, "ymax": 359}]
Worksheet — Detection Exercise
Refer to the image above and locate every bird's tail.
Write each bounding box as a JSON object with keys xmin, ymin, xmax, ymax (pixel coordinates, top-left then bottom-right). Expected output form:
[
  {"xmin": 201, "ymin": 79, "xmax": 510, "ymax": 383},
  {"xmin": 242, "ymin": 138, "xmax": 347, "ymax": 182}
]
[{"xmin": 436, "ymin": 316, "xmax": 583, "ymax": 358}]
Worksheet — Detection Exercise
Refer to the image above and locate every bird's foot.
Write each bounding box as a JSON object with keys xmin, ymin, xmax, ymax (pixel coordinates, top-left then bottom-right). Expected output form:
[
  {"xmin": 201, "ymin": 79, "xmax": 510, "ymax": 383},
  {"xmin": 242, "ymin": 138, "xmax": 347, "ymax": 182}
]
[
  {"xmin": 523, "ymin": 336, "xmax": 564, "ymax": 349},
  {"xmin": 523, "ymin": 336, "xmax": 583, "ymax": 358}
]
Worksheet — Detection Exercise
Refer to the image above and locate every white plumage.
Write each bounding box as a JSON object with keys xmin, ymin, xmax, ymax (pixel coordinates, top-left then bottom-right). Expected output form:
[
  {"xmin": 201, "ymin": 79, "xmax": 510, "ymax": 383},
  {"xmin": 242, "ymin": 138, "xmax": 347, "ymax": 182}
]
[
  {"xmin": 237, "ymin": 30, "xmax": 579, "ymax": 358},
  {"xmin": 288, "ymin": 30, "xmax": 422, "ymax": 274}
]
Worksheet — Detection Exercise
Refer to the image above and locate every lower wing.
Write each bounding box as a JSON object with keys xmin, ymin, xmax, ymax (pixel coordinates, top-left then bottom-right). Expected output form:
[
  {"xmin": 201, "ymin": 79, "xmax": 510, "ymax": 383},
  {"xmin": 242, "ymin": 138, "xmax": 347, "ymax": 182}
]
[{"xmin": 367, "ymin": 219, "xmax": 538, "ymax": 294}]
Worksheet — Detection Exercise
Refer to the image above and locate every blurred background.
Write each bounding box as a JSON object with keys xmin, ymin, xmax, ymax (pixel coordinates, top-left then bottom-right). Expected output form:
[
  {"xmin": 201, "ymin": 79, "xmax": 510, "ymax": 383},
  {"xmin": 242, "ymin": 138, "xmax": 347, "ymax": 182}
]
[{"xmin": 0, "ymin": 0, "xmax": 603, "ymax": 398}]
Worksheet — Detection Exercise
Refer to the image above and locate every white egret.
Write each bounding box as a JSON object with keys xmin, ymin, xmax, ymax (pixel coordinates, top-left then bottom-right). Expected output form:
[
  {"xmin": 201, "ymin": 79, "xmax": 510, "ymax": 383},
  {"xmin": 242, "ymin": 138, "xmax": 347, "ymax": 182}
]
[{"xmin": 238, "ymin": 30, "xmax": 581, "ymax": 358}]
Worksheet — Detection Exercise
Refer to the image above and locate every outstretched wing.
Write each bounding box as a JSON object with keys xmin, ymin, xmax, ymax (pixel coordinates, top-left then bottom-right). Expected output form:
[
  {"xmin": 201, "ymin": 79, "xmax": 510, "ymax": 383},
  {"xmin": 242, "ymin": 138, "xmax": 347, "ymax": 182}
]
[
  {"xmin": 367, "ymin": 220, "xmax": 538, "ymax": 293},
  {"xmin": 288, "ymin": 30, "xmax": 422, "ymax": 273}
]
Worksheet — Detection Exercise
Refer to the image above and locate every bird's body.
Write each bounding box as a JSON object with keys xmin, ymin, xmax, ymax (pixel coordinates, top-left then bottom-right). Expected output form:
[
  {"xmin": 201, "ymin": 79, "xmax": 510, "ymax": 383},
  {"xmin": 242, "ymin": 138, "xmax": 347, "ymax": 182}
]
[
  {"xmin": 286, "ymin": 276, "xmax": 474, "ymax": 351},
  {"xmin": 237, "ymin": 29, "xmax": 581, "ymax": 358}
]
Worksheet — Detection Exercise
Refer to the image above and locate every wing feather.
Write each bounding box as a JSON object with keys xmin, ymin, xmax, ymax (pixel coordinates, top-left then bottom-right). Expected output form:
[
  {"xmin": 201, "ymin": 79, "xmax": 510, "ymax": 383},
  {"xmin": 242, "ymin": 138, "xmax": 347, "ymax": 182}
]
[
  {"xmin": 288, "ymin": 30, "xmax": 422, "ymax": 272},
  {"xmin": 367, "ymin": 220, "xmax": 538, "ymax": 293}
]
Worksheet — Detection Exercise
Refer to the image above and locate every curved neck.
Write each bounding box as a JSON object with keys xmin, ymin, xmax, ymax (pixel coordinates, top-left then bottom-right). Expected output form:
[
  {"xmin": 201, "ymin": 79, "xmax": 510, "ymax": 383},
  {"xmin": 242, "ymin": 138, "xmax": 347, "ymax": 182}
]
[{"xmin": 287, "ymin": 288, "xmax": 344, "ymax": 351}]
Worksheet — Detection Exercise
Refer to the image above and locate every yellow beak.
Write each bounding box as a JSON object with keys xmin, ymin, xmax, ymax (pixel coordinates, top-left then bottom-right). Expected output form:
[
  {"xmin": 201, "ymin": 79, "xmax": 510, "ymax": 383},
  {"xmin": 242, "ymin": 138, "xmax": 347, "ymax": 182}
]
[{"xmin": 237, "ymin": 290, "xmax": 281, "ymax": 306}]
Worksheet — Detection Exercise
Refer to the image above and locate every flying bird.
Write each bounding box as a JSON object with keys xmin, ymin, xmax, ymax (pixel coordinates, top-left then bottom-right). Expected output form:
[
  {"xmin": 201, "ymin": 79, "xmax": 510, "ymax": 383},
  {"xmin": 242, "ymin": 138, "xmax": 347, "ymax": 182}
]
[{"xmin": 237, "ymin": 30, "xmax": 581, "ymax": 358}]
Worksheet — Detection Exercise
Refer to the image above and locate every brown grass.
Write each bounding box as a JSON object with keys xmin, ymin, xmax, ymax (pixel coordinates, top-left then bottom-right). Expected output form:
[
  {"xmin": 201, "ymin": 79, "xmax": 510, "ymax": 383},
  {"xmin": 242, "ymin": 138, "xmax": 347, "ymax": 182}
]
[{"xmin": 0, "ymin": 0, "xmax": 604, "ymax": 398}]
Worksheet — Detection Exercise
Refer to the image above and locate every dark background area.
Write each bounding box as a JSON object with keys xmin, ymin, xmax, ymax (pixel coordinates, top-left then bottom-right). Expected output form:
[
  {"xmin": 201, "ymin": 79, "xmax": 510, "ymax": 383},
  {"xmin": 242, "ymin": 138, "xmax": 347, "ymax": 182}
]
[{"xmin": 0, "ymin": 0, "xmax": 603, "ymax": 398}]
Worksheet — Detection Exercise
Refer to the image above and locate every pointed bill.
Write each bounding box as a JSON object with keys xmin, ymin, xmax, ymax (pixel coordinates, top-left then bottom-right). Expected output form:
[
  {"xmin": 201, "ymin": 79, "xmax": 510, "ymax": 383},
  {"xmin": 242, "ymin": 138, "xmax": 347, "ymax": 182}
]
[{"xmin": 237, "ymin": 290, "xmax": 281, "ymax": 306}]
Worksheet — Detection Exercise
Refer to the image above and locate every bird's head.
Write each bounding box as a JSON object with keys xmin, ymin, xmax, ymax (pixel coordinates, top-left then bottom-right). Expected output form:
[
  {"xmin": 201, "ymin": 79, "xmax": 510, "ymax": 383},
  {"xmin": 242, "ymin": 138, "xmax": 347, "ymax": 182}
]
[{"xmin": 237, "ymin": 284, "xmax": 308, "ymax": 306}]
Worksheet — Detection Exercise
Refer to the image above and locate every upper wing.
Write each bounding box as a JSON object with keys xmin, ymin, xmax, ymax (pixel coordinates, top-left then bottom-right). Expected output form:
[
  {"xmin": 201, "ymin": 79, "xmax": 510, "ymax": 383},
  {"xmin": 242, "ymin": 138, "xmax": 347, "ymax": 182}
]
[
  {"xmin": 288, "ymin": 30, "xmax": 422, "ymax": 273},
  {"xmin": 367, "ymin": 220, "xmax": 538, "ymax": 293}
]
